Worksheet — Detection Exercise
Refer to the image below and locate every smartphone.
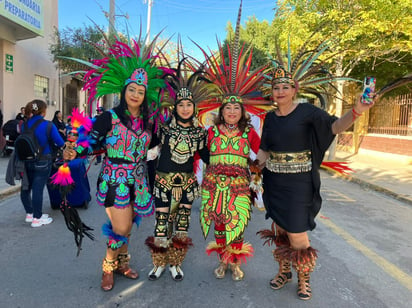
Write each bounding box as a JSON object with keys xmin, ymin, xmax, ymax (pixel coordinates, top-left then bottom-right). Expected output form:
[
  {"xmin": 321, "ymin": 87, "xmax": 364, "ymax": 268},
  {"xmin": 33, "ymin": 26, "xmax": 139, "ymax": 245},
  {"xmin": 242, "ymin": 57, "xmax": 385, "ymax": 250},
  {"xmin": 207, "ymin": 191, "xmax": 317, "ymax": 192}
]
[{"xmin": 361, "ymin": 76, "xmax": 376, "ymax": 104}]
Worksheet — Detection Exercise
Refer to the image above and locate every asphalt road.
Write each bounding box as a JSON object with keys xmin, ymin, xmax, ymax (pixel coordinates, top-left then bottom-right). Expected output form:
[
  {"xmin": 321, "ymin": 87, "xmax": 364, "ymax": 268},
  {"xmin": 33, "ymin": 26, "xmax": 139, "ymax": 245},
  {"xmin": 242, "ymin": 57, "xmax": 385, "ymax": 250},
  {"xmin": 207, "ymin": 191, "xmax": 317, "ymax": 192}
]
[{"xmin": 0, "ymin": 164, "xmax": 411, "ymax": 308}]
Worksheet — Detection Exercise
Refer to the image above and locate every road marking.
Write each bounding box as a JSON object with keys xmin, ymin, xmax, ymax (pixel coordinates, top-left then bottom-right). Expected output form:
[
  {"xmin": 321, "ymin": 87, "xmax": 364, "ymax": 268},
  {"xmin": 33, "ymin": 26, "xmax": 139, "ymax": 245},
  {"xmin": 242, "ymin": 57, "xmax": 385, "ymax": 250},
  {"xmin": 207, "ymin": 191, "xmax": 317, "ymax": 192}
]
[
  {"xmin": 322, "ymin": 189, "xmax": 355, "ymax": 202},
  {"xmin": 320, "ymin": 215, "xmax": 412, "ymax": 292}
]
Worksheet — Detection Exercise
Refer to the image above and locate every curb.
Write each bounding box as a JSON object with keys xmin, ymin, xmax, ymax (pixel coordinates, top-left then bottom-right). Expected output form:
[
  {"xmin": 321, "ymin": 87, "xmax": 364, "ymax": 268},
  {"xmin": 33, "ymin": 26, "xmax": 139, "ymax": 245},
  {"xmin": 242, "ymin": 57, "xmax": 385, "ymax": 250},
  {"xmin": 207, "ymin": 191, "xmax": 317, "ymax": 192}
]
[
  {"xmin": 0, "ymin": 185, "xmax": 21, "ymax": 202},
  {"xmin": 346, "ymin": 176, "xmax": 412, "ymax": 206},
  {"xmin": 322, "ymin": 170, "xmax": 412, "ymax": 207}
]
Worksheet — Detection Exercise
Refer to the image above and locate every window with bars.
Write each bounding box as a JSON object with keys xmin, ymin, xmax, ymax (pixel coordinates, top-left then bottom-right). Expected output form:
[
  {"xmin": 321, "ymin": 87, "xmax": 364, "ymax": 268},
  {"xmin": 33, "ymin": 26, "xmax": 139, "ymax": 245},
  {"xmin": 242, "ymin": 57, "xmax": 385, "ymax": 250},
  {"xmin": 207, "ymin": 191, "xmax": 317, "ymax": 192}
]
[{"xmin": 34, "ymin": 75, "xmax": 49, "ymax": 100}]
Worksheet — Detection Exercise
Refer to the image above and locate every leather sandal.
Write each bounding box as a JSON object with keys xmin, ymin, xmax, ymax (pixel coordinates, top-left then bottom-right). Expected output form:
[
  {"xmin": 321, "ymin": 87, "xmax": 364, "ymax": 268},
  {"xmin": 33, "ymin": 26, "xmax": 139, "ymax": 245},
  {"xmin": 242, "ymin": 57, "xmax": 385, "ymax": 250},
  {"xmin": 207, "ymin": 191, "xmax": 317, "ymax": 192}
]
[
  {"xmin": 270, "ymin": 271, "xmax": 292, "ymax": 290},
  {"xmin": 214, "ymin": 262, "xmax": 228, "ymax": 279},
  {"xmin": 116, "ymin": 266, "xmax": 139, "ymax": 279},
  {"xmin": 297, "ymin": 272, "xmax": 312, "ymax": 300},
  {"xmin": 101, "ymin": 271, "xmax": 114, "ymax": 291},
  {"xmin": 230, "ymin": 262, "xmax": 244, "ymax": 281}
]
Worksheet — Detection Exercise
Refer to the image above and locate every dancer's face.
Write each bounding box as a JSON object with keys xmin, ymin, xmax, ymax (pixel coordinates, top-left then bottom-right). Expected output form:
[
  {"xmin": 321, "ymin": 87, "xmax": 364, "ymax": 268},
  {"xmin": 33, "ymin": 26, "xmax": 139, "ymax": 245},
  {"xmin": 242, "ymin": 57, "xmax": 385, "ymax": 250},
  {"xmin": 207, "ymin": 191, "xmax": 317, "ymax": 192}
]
[
  {"xmin": 176, "ymin": 99, "xmax": 195, "ymax": 121},
  {"xmin": 272, "ymin": 83, "xmax": 296, "ymax": 105},
  {"xmin": 125, "ymin": 83, "xmax": 146, "ymax": 112},
  {"xmin": 222, "ymin": 102, "xmax": 242, "ymax": 125}
]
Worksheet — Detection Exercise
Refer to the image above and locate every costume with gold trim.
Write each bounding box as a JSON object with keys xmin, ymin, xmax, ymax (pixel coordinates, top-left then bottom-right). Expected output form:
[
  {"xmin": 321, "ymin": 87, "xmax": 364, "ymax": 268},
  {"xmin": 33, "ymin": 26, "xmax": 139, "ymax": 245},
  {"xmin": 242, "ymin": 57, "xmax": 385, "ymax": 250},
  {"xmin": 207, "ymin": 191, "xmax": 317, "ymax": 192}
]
[{"xmin": 201, "ymin": 125, "xmax": 260, "ymax": 244}]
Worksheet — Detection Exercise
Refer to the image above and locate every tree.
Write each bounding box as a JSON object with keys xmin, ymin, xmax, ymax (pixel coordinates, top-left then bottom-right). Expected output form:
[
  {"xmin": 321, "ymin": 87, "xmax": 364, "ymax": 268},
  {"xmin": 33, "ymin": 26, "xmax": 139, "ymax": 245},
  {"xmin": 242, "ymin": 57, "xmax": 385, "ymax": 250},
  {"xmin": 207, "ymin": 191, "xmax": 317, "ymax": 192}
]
[
  {"xmin": 49, "ymin": 25, "xmax": 108, "ymax": 72},
  {"xmin": 271, "ymin": 0, "xmax": 412, "ymax": 158}
]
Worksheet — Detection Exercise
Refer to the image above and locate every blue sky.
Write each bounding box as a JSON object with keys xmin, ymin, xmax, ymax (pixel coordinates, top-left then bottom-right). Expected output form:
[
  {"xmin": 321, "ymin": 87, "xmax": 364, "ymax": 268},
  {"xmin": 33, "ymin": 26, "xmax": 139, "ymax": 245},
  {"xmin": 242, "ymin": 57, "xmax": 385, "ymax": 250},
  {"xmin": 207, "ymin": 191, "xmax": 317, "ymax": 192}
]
[{"xmin": 58, "ymin": 0, "xmax": 274, "ymax": 57}]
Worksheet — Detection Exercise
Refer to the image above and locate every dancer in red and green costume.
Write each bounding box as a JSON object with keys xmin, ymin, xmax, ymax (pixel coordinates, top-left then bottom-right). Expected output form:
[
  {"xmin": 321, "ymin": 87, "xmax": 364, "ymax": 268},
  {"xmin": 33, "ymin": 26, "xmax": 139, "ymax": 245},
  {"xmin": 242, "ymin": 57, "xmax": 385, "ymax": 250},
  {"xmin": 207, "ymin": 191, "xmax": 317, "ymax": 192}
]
[
  {"xmin": 197, "ymin": 1, "xmax": 271, "ymax": 281},
  {"xmin": 201, "ymin": 95, "xmax": 261, "ymax": 280}
]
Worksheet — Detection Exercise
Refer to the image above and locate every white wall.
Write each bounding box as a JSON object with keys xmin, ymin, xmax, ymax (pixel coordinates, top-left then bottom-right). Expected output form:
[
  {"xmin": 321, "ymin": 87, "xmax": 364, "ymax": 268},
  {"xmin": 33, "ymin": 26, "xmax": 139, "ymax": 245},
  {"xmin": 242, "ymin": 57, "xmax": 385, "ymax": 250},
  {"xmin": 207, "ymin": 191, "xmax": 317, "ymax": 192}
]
[{"xmin": 1, "ymin": 0, "xmax": 59, "ymax": 122}]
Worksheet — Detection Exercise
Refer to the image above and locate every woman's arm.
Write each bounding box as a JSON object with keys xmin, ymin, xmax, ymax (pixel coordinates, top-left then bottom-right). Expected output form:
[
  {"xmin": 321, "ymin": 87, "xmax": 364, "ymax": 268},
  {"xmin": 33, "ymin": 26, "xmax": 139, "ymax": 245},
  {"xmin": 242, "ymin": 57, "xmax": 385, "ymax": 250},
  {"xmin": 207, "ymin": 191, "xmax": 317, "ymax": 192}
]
[{"xmin": 332, "ymin": 96, "xmax": 375, "ymax": 135}]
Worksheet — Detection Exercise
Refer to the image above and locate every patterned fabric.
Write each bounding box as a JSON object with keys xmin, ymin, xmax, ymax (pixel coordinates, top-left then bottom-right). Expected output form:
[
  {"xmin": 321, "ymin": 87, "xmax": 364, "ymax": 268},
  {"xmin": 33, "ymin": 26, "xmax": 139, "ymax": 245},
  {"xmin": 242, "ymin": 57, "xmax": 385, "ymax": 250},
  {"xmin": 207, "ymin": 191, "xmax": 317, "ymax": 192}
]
[
  {"xmin": 159, "ymin": 122, "xmax": 207, "ymax": 164},
  {"xmin": 154, "ymin": 171, "xmax": 200, "ymax": 203},
  {"xmin": 201, "ymin": 125, "xmax": 257, "ymax": 245},
  {"xmin": 96, "ymin": 110, "xmax": 154, "ymax": 217}
]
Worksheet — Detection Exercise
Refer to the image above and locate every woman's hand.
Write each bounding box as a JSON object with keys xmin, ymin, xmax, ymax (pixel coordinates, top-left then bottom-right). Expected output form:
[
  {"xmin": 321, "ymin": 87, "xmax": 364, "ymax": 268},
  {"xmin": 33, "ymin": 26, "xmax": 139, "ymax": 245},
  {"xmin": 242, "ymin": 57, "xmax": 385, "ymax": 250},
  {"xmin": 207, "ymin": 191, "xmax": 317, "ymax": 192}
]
[
  {"xmin": 63, "ymin": 142, "xmax": 76, "ymax": 160},
  {"xmin": 255, "ymin": 149, "xmax": 269, "ymax": 170},
  {"xmin": 354, "ymin": 94, "xmax": 376, "ymax": 114}
]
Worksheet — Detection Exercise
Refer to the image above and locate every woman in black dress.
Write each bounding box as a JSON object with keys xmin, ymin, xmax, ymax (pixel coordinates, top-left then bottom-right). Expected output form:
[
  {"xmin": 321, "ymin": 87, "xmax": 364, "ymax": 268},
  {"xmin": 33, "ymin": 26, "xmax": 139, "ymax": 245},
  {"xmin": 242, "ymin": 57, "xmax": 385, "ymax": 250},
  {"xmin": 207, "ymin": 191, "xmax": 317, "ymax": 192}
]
[
  {"xmin": 52, "ymin": 110, "xmax": 66, "ymax": 141},
  {"xmin": 256, "ymin": 66, "xmax": 374, "ymax": 300}
]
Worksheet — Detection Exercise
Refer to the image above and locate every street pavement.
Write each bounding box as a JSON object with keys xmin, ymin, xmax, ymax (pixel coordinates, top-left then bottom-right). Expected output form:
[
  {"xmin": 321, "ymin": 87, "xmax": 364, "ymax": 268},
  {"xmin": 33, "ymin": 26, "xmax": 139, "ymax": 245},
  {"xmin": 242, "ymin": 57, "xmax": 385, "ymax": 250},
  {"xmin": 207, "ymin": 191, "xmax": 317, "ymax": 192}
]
[
  {"xmin": 0, "ymin": 150, "xmax": 411, "ymax": 308},
  {"xmin": 1, "ymin": 149, "xmax": 411, "ymax": 205}
]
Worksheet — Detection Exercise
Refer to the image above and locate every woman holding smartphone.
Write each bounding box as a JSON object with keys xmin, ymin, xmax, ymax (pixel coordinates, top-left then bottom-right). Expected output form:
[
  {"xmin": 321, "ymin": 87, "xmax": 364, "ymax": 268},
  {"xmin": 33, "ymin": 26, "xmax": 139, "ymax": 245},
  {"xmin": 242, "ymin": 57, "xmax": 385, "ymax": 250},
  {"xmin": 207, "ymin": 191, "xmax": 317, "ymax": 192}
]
[{"xmin": 256, "ymin": 64, "xmax": 375, "ymax": 300}]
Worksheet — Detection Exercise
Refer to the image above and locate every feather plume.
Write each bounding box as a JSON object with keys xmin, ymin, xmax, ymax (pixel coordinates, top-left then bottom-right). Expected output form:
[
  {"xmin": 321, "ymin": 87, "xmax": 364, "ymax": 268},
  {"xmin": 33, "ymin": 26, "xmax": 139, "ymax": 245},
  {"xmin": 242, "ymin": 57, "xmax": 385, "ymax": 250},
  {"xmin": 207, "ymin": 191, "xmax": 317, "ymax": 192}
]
[
  {"xmin": 376, "ymin": 74, "xmax": 412, "ymax": 97},
  {"xmin": 267, "ymin": 36, "xmax": 360, "ymax": 103},
  {"xmin": 189, "ymin": 1, "xmax": 271, "ymax": 124}
]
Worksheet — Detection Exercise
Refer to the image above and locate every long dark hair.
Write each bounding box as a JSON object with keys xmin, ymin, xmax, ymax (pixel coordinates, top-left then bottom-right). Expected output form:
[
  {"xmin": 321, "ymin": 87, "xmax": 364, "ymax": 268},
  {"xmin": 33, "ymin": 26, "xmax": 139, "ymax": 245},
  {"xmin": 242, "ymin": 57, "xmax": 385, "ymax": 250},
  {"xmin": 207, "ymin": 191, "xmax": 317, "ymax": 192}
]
[
  {"xmin": 113, "ymin": 84, "xmax": 150, "ymax": 131},
  {"xmin": 25, "ymin": 99, "xmax": 47, "ymax": 118},
  {"xmin": 52, "ymin": 110, "xmax": 62, "ymax": 122},
  {"xmin": 214, "ymin": 102, "xmax": 251, "ymax": 133}
]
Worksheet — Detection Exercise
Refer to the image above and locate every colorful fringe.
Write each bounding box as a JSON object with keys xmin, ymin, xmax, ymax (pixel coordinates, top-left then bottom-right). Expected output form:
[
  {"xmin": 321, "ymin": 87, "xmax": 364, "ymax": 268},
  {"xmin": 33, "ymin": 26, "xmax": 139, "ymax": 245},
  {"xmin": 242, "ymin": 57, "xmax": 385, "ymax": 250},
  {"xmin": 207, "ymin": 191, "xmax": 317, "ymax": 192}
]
[
  {"xmin": 49, "ymin": 162, "xmax": 75, "ymax": 191},
  {"xmin": 206, "ymin": 241, "xmax": 226, "ymax": 257},
  {"xmin": 145, "ymin": 236, "xmax": 169, "ymax": 253},
  {"xmin": 223, "ymin": 242, "xmax": 254, "ymax": 265},
  {"xmin": 320, "ymin": 161, "xmax": 353, "ymax": 176},
  {"xmin": 290, "ymin": 247, "xmax": 318, "ymax": 273},
  {"xmin": 102, "ymin": 221, "xmax": 129, "ymax": 250},
  {"xmin": 206, "ymin": 241, "xmax": 254, "ymax": 265},
  {"xmin": 256, "ymin": 222, "xmax": 278, "ymax": 246}
]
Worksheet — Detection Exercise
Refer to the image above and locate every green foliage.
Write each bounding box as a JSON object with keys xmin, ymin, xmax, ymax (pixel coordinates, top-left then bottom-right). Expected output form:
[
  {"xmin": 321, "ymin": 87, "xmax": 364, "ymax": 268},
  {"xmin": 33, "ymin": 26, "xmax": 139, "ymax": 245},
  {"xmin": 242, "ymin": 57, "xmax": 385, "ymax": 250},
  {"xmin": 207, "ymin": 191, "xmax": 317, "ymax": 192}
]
[
  {"xmin": 49, "ymin": 25, "xmax": 108, "ymax": 72},
  {"xmin": 222, "ymin": 0, "xmax": 411, "ymax": 98},
  {"xmin": 350, "ymin": 52, "xmax": 412, "ymax": 97}
]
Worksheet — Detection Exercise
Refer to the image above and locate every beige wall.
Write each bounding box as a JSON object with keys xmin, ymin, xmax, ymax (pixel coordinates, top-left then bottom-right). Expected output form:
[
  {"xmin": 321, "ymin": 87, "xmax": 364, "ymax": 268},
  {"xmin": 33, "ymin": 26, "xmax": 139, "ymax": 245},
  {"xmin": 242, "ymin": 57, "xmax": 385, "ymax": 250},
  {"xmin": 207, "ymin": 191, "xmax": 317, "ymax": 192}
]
[{"xmin": 0, "ymin": 0, "xmax": 59, "ymax": 123}]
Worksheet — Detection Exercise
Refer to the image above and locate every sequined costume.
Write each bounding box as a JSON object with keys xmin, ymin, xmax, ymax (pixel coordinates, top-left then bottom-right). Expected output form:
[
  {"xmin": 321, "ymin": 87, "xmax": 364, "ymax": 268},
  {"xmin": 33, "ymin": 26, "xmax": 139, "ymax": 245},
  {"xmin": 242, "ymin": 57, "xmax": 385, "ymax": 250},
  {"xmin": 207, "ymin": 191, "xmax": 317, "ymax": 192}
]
[
  {"xmin": 91, "ymin": 110, "xmax": 155, "ymax": 217},
  {"xmin": 145, "ymin": 56, "xmax": 215, "ymax": 281},
  {"xmin": 201, "ymin": 125, "xmax": 260, "ymax": 264},
  {"xmin": 153, "ymin": 122, "xmax": 208, "ymax": 207},
  {"xmin": 146, "ymin": 120, "xmax": 209, "ymax": 281},
  {"xmin": 193, "ymin": 1, "xmax": 269, "ymax": 281}
]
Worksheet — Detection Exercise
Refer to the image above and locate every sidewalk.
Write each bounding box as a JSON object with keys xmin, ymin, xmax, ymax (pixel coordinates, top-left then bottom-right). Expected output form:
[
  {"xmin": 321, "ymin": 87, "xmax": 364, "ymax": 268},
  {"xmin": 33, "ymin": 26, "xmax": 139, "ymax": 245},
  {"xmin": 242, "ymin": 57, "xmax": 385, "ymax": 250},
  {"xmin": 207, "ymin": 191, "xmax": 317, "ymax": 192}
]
[
  {"xmin": 0, "ymin": 149, "xmax": 411, "ymax": 205},
  {"xmin": 328, "ymin": 149, "xmax": 412, "ymax": 205}
]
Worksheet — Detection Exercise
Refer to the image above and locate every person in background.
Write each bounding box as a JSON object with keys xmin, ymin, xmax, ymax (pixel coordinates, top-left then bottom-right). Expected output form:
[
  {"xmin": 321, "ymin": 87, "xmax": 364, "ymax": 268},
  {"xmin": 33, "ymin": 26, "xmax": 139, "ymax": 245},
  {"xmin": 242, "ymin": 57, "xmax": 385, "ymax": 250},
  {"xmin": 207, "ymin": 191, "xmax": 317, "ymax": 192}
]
[
  {"xmin": 52, "ymin": 110, "xmax": 67, "ymax": 141},
  {"xmin": 16, "ymin": 106, "xmax": 26, "ymax": 121},
  {"xmin": 21, "ymin": 100, "xmax": 65, "ymax": 227}
]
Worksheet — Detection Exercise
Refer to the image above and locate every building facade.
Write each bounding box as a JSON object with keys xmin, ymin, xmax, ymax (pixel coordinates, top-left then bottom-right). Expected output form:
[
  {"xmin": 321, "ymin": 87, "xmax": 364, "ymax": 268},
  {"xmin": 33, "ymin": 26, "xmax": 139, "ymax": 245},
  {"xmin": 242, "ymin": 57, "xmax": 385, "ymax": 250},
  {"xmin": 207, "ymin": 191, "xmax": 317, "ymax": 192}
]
[{"xmin": 0, "ymin": 0, "xmax": 60, "ymax": 122}]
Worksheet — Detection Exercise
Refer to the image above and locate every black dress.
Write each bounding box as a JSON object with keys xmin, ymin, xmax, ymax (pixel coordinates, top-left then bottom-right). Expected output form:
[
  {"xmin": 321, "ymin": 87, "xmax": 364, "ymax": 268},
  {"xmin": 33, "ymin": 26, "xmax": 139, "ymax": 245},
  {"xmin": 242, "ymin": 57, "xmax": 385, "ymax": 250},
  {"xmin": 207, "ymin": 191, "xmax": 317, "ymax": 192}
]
[
  {"xmin": 53, "ymin": 119, "xmax": 66, "ymax": 141},
  {"xmin": 260, "ymin": 103, "xmax": 337, "ymax": 232}
]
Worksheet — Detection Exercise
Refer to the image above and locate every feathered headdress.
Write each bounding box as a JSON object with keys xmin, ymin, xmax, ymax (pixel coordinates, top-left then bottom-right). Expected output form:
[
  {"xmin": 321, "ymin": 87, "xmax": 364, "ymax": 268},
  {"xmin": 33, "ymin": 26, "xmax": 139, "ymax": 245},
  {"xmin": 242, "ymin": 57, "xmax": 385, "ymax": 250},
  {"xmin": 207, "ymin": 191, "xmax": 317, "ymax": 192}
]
[
  {"xmin": 162, "ymin": 57, "xmax": 219, "ymax": 107},
  {"xmin": 265, "ymin": 37, "xmax": 359, "ymax": 108},
  {"xmin": 191, "ymin": 0, "xmax": 271, "ymax": 125},
  {"xmin": 375, "ymin": 73, "xmax": 412, "ymax": 98},
  {"xmin": 83, "ymin": 39, "xmax": 166, "ymax": 121},
  {"xmin": 60, "ymin": 27, "xmax": 168, "ymax": 120}
]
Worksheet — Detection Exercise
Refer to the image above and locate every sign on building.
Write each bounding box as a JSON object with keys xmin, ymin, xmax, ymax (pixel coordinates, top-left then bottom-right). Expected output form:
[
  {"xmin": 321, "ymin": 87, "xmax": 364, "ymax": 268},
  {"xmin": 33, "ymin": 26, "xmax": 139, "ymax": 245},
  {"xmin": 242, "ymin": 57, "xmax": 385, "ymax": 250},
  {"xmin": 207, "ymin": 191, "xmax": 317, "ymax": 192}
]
[
  {"xmin": 0, "ymin": 0, "xmax": 44, "ymax": 36},
  {"xmin": 5, "ymin": 54, "xmax": 13, "ymax": 73}
]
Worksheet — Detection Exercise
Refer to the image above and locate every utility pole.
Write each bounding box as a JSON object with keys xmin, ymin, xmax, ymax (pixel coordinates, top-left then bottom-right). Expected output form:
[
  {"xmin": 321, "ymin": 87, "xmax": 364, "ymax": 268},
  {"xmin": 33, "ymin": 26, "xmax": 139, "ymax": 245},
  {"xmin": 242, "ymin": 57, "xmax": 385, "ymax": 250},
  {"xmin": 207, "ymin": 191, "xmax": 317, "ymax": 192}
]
[
  {"xmin": 109, "ymin": 0, "xmax": 116, "ymax": 41},
  {"xmin": 144, "ymin": 0, "xmax": 153, "ymax": 45}
]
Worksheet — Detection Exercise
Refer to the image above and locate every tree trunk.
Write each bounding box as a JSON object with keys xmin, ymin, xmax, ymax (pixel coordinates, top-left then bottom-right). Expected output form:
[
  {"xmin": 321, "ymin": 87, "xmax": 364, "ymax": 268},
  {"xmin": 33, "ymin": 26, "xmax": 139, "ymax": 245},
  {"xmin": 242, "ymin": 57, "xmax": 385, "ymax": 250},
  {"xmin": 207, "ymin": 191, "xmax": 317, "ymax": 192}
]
[{"xmin": 327, "ymin": 56, "xmax": 345, "ymax": 160}]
